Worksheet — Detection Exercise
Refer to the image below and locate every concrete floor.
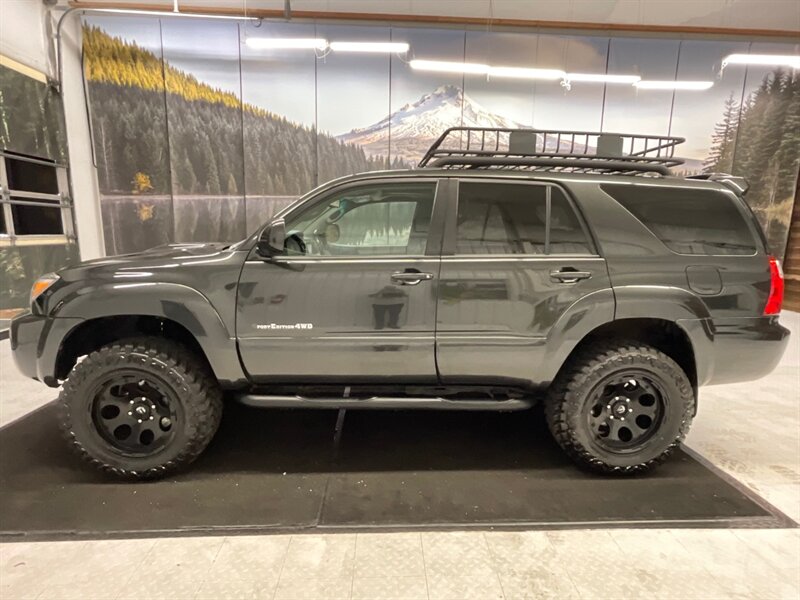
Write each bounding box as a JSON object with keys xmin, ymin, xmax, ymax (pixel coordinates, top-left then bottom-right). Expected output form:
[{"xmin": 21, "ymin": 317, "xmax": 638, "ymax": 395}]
[{"xmin": 0, "ymin": 313, "xmax": 798, "ymax": 599}]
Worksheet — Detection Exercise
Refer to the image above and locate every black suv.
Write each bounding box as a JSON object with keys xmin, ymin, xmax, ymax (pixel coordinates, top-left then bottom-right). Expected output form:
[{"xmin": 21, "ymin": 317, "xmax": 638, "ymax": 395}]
[{"xmin": 10, "ymin": 128, "xmax": 790, "ymax": 479}]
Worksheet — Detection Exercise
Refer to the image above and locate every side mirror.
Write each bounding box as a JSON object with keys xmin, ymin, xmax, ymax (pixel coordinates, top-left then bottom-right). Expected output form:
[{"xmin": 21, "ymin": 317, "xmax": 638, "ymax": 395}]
[{"xmin": 257, "ymin": 218, "xmax": 286, "ymax": 257}]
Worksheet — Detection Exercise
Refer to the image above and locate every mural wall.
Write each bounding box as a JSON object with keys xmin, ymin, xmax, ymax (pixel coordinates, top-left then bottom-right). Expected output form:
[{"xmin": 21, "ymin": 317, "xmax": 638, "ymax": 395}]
[
  {"xmin": 81, "ymin": 17, "xmax": 800, "ymax": 258},
  {"xmin": 0, "ymin": 65, "xmax": 79, "ymax": 311}
]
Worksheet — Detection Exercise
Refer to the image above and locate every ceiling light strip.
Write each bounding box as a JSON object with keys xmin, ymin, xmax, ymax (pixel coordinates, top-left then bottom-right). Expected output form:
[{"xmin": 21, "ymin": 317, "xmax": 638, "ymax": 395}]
[
  {"xmin": 329, "ymin": 41, "xmax": 409, "ymax": 53},
  {"xmin": 722, "ymin": 54, "xmax": 800, "ymax": 69},
  {"xmin": 89, "ymin": 8, "xmax": 258, "ymax": 21},
  {"xmin": 488, "ymin": 66, "xmax": 565, "ymax": 80},
  {"xmin": 245, "ymin": 38, "xmax": 328, "ymax": 50},
  {"xmin": 635, "ymin": 80, "xmax": 714, "ymax": 90},
  {"xmin": 565, "ymin": 73, "xmax": 641, "ymax": 84},
  {"xmin": 409, "ymin": 59, "xmax": 489, "ymax": 74}
]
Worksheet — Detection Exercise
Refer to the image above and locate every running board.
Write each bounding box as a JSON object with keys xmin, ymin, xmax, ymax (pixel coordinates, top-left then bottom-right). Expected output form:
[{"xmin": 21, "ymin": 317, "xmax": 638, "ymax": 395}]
[{"xmin": 236, "ymin": 394, "xmax": 535, "ymax": 411}]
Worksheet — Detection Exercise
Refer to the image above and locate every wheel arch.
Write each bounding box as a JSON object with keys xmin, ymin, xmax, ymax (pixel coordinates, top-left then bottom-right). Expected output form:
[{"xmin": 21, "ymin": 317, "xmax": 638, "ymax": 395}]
[
  {"xmin": 558, "ymin": 317, "xmax": 699, "ymax": 396},
  {"xmin": 47, "ymin": 282, "xmax": 248, "ymax": 387},
  {"xmin": 55, "ymin": 315, "xmax": 211, "ymax": 381}
]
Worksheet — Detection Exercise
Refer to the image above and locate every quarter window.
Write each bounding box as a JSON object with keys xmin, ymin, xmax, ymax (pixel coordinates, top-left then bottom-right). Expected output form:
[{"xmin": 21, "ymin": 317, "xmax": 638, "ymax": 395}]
[
  {"xmin": 284, "ymin": 182, "xmax": 436, "ymax": 256},
  {"xmin": 601, "ymin": 184, "xmax": 757, "ymax": 256},
  {"xmin": 456, "ymin": 182, "xmax": 592, "ymax": 255}
]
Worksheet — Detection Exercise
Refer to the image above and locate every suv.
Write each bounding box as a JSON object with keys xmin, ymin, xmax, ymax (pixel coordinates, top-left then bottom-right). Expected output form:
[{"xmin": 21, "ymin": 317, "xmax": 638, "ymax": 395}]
[{"xmin": 10, "ymin": 127, "xmax": 790, "ymax": 479}]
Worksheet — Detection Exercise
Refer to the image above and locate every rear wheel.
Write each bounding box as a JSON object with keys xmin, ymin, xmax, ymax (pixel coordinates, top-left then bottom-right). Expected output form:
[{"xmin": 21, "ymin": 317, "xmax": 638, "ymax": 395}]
[
  {"xmin": 545, "ymin": 340, "xmax": 694, "ymax": 474},
  {"xmin": 58, "ymin": 337, "xmax": 223, "ymax": 479}
]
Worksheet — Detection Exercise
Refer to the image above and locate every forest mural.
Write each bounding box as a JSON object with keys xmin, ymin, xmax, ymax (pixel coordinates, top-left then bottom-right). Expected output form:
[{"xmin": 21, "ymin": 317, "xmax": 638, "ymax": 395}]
[
  {"xmin": 704, "ymin": 71, "xmax": 800, "ymax": 251},
  {"xmin": 81, "ymin": 17, "xmax": 799, "ymax": 257},
  {"xmin": 0, "ymin": 65, "xmax": 77, "ymax": 310}
]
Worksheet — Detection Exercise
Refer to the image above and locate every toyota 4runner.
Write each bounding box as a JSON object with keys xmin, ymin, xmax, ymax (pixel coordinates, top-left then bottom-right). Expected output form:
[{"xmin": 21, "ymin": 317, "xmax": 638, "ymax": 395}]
[{"xmin": 10, "ymin": 127, "xmax": 790, "ymax": 478}]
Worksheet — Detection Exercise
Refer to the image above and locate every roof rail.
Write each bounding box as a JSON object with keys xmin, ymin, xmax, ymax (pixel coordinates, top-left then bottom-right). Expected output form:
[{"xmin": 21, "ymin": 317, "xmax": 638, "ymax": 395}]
[{"xmin": 418, "ymin": 127, "xmax": 685, "ymax": 176}]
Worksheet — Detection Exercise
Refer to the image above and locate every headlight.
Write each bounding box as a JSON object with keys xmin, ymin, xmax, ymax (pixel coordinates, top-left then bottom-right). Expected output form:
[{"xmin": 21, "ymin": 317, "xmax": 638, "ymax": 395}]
[{"xmin": 30, "ymin": 273, "xmax": 59, "ymax": 304}]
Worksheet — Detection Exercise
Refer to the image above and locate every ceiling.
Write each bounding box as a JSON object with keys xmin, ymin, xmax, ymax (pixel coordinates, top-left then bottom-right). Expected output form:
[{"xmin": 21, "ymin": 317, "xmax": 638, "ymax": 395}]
[{"xmin": 66, "ymin": 0, "xmax": 800, "ymax": 34}]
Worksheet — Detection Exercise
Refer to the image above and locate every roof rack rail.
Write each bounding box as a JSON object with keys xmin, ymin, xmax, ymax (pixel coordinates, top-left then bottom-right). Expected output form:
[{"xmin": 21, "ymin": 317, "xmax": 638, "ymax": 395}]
[{"xmin": 418, "ymin": 127, "xmax": 685, "ymax": 176}]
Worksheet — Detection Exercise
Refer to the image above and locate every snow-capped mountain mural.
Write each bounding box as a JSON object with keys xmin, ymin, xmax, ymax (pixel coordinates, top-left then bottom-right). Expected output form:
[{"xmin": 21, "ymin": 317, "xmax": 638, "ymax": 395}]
[{"xmin": 336, "ymin": 85, "xmax": 523, "ymax": 162}]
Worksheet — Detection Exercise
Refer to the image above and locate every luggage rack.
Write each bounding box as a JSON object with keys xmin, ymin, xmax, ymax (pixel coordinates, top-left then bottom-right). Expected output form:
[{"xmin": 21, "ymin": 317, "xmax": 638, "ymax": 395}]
[{"xmin": 418, "ymin": 127, "xmax": 686, "ymax": 176}]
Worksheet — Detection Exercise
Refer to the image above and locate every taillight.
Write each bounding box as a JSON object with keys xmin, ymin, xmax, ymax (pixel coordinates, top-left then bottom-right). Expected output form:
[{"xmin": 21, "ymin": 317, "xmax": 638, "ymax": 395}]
[{"xmin": 764, "ymin": 256, "xmax": 784, "ymax": 315}]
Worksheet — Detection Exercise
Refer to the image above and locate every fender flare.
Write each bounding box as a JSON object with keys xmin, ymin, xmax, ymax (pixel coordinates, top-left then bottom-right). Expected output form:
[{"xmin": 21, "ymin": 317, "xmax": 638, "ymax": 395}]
[
  {"xmin": 48, "ymin": 282, "xmax": 247, "ymax": 386},
  {"xmin": 615, "ymin": 285, "xmax": 714, "ymax": 385},
  {"xmin": 539, "ymin": 285, "xmax": 715, "ymax": 386}
]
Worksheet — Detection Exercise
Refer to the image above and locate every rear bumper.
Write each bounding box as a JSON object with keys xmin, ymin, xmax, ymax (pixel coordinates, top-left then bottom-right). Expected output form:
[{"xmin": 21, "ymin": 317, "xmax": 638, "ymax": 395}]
[
  {"xmin": 10, "ymin": 311, "xmax": 83, "ymax": 387},
  {"xmin": 693, "ymin": 316, "xmax": 790, "ymax": 386}
]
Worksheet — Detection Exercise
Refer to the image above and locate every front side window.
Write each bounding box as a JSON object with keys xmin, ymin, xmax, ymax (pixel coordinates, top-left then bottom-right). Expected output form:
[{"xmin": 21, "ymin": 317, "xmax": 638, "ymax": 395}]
[
  {"xmin": 456, "ymin": 182, "xmax": 592, "ymax": 255},
  {"xmin": 283, "ymin": 182, "xmax": 436, "ymax": 256}
]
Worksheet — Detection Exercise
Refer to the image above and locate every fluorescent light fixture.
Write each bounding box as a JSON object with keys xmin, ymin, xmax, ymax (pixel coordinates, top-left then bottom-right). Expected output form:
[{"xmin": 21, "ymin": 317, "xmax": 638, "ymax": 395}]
[
  {"xmin": 723, "ymin": 53, "xmax": 800, "ymax": 69},
  {"xmin": 635, "ymin": 80, "xmax": 714, "ymax": 90},
  {"xmin": 410, "ymin": 59, "xmax": 489, "ymax": 74},
  {"xmin": 565, "ymin": 73, "xmax": 641, "ymax": 84},
  {"xmin": 92, "ymin": 8, "xmax": 257, "ymax": 20},
  {"xmin": 488, "ymin": 66, "xmax": 565, "ymax": 80},
  {"xmin": 329, "ymin": 41, "xmax": 409, "ymax": 53},
  {"xmin": 245, "ymin": 37, "xmax": 328, "ymax": 50}
]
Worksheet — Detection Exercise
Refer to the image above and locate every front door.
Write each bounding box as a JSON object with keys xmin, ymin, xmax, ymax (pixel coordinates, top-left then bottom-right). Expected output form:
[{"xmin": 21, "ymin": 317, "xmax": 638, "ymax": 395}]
[
  {"xmin": 237, "ymin": 179, "xmax": 443, "ymax": 383},
  {"xmin": 436, "ymin": 179, "xmax": 612, "ymax": 385}
]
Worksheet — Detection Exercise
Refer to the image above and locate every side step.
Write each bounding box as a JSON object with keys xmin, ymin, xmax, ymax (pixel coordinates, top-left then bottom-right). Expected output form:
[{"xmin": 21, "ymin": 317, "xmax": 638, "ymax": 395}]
[{"xmin": 236, "ymin": 394, "xmax": 535, "ymax": 411}]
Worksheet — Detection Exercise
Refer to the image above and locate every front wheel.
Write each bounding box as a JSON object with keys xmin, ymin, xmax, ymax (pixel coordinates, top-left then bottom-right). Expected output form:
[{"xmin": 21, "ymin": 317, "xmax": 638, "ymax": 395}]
[
  {"xmin": 58, "ymin": 337, "xmax": 223, "ymax": 479},
  {"xmin": 545, "ymin": 340, "xmax": 695, "ymax": 474}
]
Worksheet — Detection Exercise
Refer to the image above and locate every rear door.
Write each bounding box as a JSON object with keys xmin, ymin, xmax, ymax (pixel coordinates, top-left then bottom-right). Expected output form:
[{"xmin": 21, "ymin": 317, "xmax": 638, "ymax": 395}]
[
  {"xmin": 236, "ymin": 178, "xmax": 444, "ymax": 383},
  {"xmin": 435, "ymin": 178, "xmax": 611, "ymax": 385}
]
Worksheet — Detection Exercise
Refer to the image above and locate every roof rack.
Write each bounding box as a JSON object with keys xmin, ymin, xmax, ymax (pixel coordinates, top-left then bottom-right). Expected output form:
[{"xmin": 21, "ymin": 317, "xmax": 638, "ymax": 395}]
[{"xmin": 417, "ymin": 127, "xmax": 685, "ymax": 176}]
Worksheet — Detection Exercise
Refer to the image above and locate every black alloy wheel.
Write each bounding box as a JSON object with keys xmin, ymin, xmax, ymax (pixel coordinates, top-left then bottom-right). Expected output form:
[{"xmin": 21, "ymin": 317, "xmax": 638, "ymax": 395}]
[
  {"xmin": 91, "ymin": 372, "xmax": 179, "ymax": 456},
  {"xmin": 586, "ymin": 372, "xmax": 665, "ymax": 452}
]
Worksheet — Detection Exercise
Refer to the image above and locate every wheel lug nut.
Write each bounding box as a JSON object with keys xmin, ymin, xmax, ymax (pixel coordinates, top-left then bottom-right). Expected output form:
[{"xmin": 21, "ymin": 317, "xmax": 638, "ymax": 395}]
[
  {"xmin": 150, "ymin": 416, "xmax": 154, "ymax": 420},
  {"xmin": 628, "ymin": 408, "xmax": 633, "ymax": 413},
  {"xmin": 127, "ymin": 411, "xmax": 132, "ymax": 416},
  {"xmin": 129, "ymin": 400, "xmax": 134, "ymax": 405},
  {"xmin": 160, "ymin": 417, "xmax": 171, "ymax": 428},
  {"xmin": 137, "ymin": 419, "xmax": 142, "ymax": 423}
]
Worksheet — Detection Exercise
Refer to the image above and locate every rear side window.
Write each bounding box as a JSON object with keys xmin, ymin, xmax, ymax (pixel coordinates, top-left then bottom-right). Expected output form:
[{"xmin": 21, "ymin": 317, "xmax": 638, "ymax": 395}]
[
  {"xmin": 601, "ymin": 184, "xmax": 757, "ymax": 256},
  {"xmin": 456, "ymin": 182, "xmax": 592, "ymax": 255}
]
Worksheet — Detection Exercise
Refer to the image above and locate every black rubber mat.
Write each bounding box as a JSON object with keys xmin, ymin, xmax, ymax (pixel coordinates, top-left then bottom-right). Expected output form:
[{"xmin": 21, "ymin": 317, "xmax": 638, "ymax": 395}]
[{"xmin": 0, "ymin": 402, "xmax": 790, "ymax": 540}]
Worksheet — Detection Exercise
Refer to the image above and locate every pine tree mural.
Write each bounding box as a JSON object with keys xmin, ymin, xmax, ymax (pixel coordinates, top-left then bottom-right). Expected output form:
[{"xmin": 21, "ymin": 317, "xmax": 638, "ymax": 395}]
[
  {"xmin": 706, "ymin": 70, "xmax": 800, "ymax": 257},
  {"xmin": 82, "ymin": 24, "xmax": 390, "ymax": 253},
  {"xmin": 704, "ymin": 93, "xmax": 739, "ymax": 174}
]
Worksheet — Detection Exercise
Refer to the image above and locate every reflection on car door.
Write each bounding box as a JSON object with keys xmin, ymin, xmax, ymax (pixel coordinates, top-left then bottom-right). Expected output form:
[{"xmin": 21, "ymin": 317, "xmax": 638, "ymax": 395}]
[
  {"xmin": 436, "ymin": 179, "xmax": 612, "ymax": 385},
  {"xmin": 236, "ymin": 179, "xmax": 444, "ymax": 383}
]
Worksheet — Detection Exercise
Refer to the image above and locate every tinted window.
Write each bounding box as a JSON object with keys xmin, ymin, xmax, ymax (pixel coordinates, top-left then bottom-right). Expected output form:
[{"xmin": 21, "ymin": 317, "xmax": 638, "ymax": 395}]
[
  {"xmin": 284, "ymin": 182, "xmax": 435, "ymax": 256},
  {"xmin": 602, "ymin": 184, "xmax": 757, "ymax": 255},
  {"xmin": 456, "ymin": 182, "xmax": 591, "ymax": 255},
  {"xmin": 10, "ymin": 201, "xmax": 64, "ymax": 235},
  {"xmin": 5, "ymin": 157, "xmax": 59, "ymax": 194}
]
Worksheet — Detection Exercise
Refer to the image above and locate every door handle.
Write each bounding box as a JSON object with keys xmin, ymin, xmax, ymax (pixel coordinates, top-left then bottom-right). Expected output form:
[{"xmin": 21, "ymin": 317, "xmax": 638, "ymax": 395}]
[
  {"xmin": 550, "ymin": 269, "xmax": 592, "ymax": 283},
  {"xmin": 391, "ymin": 270, "xmax": 434, "ymax": 286}
]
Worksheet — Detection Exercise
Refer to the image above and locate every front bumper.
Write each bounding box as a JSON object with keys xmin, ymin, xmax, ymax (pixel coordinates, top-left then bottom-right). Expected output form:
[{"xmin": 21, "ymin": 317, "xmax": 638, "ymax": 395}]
[{"xmin": 10, "ymin": 311, "xmax": 83, "ymax": 387}]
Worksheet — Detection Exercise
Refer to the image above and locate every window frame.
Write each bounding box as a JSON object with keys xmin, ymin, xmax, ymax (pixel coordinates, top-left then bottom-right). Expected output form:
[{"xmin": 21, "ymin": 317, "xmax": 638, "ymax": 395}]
[
  {"xmin": 445, "ymin": 178, "xmax": 598, "ymax": 258},
  {"xmin": 251, "ymin": 176, "xmax": 445, "ymax": 261},
  {"xmin": 0, "ymin": 152, "xmax": 75, "ymax": 247}
]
